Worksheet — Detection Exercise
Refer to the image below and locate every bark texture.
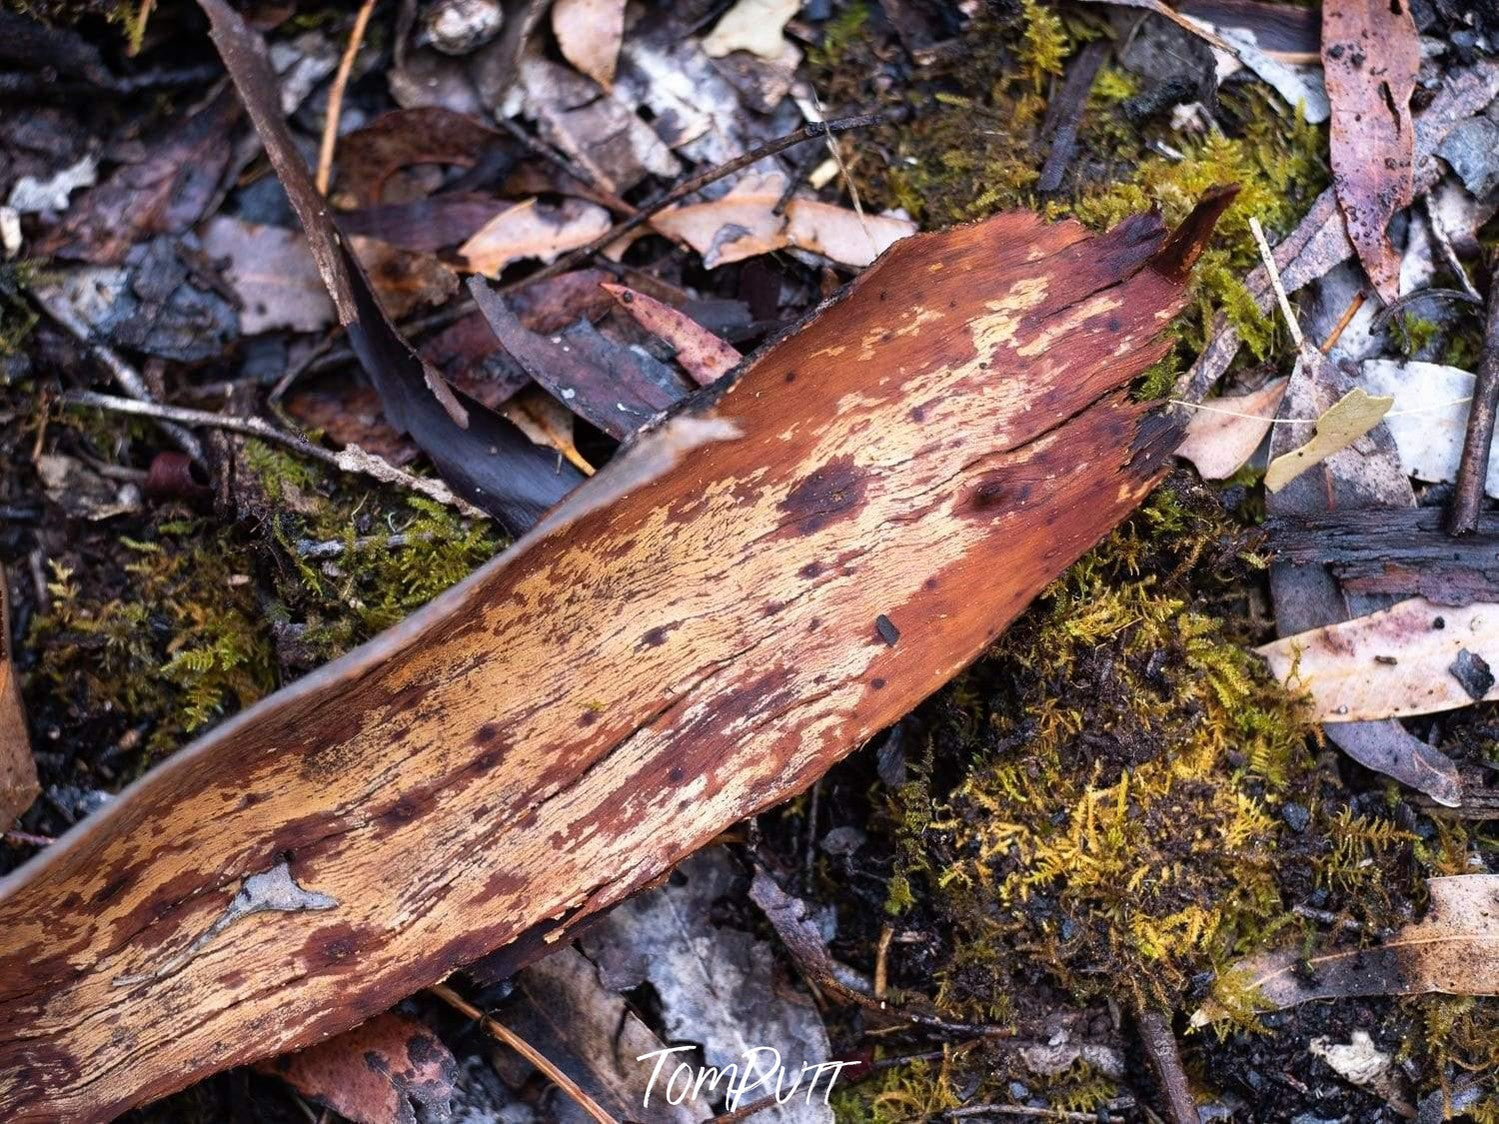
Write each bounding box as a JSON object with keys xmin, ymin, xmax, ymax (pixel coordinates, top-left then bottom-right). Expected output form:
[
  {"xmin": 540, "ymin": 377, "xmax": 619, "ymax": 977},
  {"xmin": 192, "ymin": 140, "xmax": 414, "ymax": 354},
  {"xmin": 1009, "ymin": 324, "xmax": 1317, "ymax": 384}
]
[{"xmin": 0, "ymin": 195, "xmax": 1227, "ymax": 1122}]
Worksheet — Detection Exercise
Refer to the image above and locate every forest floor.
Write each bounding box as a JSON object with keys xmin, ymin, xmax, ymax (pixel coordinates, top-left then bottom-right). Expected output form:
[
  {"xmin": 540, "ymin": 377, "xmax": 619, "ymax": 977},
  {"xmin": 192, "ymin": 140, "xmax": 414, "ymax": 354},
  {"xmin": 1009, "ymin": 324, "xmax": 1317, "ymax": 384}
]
[{"xmin": 3, "ymin": 0, "xmax": 1499, "ymax": 1121}]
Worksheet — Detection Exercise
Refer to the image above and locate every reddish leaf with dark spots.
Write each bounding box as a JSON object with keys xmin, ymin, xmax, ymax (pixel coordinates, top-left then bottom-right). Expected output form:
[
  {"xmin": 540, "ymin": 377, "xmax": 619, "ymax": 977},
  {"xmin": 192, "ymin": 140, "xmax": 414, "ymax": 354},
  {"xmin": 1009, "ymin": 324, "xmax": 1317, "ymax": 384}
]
[{"xmin": 1322, "ymin": 0, "xmax": 1420, "ymax": 302}]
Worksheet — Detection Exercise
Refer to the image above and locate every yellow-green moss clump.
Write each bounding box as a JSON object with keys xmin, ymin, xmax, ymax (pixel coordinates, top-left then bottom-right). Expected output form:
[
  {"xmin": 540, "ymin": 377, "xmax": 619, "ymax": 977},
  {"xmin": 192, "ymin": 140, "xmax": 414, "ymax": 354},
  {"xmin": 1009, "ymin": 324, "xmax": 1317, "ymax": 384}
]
[
  {"xmin": 889, "ymin": 483, "xmax": 1314, "ymax": 1013},
  {"xmin": 818, "ymin": 1, "xmax": 1326, "ymax": 371},
  {"xmin": 27, "ymin": 419, "xmax": 501, "ymax": 777}
]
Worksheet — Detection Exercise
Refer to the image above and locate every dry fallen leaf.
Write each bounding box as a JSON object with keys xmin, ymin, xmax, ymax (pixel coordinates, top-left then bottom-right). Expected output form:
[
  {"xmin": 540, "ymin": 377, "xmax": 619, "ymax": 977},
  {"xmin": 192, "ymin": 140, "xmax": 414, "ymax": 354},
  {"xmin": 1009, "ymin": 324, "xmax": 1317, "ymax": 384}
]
[
  {"xmin": 500, "ymin": 385, "xmax": 596, "ymax": 476},
  {"xmin": 601, "ymin": 282, "xmax": 742, "ymax": 385},
  {"xmin": 1322, "ymin": 0, "xmax": 1420, "ymax": 302},
  {"xmin": 650, "ymin": 172, "xmax": 916, "ymax": 269},
  {"xmin": 203, "ymin": 217, "xmax": 459, "ymax": 330},
  {"xmin": 1264, "ymin": 380, "xmax": 1393, "ymax": 493},
  {"xmin": 551, "ymin": 0, "xmax": 626, "ymax": 88},
  {"xmin": 1195, "ymin": 874, "xmax": 1499, "ymax": 1026},
  {"xmin": 1359, "ymin": 359, "xmax": 1499, "ymax": 495},
  {"xmin": 459, "ymin": 197, "xmax": 613, "ymax": 277},
  {"xmin": 257, "ymin": 1011, "xmax": 457, "ymax": 1124},
  {"xmin": 1176, "ymin": 377, "xmax": 1288, "ymax": 479},
  {"xmin": 702, "ymin": 0, "xmax": 801, "ymax": 60},
  {"xmin": 785, "ymin": 198, "xmax": 917, "ymax": 269},
  {"xmin": 1256, "ymin": 596, "xmax": 1499, "ymax": 721}
]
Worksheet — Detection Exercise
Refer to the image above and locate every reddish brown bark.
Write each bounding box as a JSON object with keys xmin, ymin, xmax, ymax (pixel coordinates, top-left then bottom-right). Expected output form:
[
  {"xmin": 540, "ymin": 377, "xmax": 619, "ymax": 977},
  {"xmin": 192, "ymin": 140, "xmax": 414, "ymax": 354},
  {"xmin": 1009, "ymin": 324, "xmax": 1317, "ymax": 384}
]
[{"xmin": 0, "ymin": 191, "xmax": 1229, "ymax": 1122}]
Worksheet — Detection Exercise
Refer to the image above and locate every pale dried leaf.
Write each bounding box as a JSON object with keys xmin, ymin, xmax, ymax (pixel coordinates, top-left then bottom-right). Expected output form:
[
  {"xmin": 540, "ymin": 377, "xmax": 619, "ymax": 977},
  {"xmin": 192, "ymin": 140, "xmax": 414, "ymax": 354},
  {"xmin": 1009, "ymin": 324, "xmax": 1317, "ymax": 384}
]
[
  {"xmin": 580, "ymin": 849, "xmax": 834, "ymax": 1124},
  {"xmin": 258, "ymin": 1011, "xmax": 456, "ymax": 1124},
  {"xmin": 650, "ymin": 172, "xmax": 791, "ymax": 267},
  {"xmin": 1264, "ymin": 383, "xmax": 1393, "ymax": 492},
  {"xmin": 498, "ymin": 946, "xmax": 708, "ymax": 1121},
  {"xmin": 1195, "ymin": 875, "xmax": 1499, "ymax": 1026},
  {"xmin": 500, "ymin": 386, "xmax": 596, "ymax": 475},
  {"xmin": 519, "ymin": 53, "xmax": 680, "ymax": 193},
  {"xmin": 551, "ymin": 0, "xmax": 626, "ymax": 88},
  {"xmin": 202, "ymin": 217, "xmax": 458, "ymax": 330},
  {"xmin": 651, "ymin": 172, "xmax": 916, "ymax": 269},
  {"xmin": 1359, "ymin": 359, "xmax": 1499, "ymax": 495},
  {"xmin": 1256, "ymin": 596, "xmax": 1499, "ymax": 721},
  {"xmin": 1176, "ymin": 377, "xmax": 1288, "ymax": 479},
  {"xmin": 459, "ymin": 197, "xmax": 613, "ymax": 277},
  {"xmin": 702, "ymin": 0, "xmax": 800, "ymax": 60},
  {"xmin": 784, "ymin": 199, "xmax": 917, "ymax": 269},
  {"xmin": 601, "ymin": 282, "xmax": 742, "ymax": 385}
]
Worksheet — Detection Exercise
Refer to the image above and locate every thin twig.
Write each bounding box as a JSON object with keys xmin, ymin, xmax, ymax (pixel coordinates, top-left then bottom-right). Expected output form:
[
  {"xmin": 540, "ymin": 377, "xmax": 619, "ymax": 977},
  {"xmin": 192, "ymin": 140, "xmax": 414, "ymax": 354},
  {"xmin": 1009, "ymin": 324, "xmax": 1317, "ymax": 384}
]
[
  {"xmin": 1369, "ymin": 286, "xmax": 1484, "ymax": 332},
  {"xmin": 315, "ymin": 0, "xmax": 377, "ymax": 196},
  {"xmin": 429, "ymin": 983, "xmax": 619, "ymax": 1124},
  {"xmin": 1250, "ymin": 215, "xmax": 1302, "ymax": 349},
  {"xmin": 29, "ymin": 290, "xmax": 204, "ymax": 462},
  {"xmin": 503, "ymin": 111, "xmax": 897, "ymax": 297},
  {"xmin": 3, "ymin": 830, "xmax": 55, "ymax": 848},
  {"xmin": 492, "ymin": 116, "xmax": 632, "ymax": 215},
  {"xmin": 874, "ymin": 923, "xmax": 893, "ymax": 999},
  {"xmin": 944, "ymin": 1105, "xmax": 1125, "ymax": 1122},
  {"xmin": 1319, "ymin": 291, "xmax": 1365, "ymax": 354},
  {"xmin": 1448, "ymin": 259, "xmax": 1499, "ymax": 535},
  {"xmin": 1136, "ymin": 1008, "xmax": 1196, "ymax": 1124},
  {"xmin": 60, "ymin": 390, "xmax": 487, "ymax": 519}
]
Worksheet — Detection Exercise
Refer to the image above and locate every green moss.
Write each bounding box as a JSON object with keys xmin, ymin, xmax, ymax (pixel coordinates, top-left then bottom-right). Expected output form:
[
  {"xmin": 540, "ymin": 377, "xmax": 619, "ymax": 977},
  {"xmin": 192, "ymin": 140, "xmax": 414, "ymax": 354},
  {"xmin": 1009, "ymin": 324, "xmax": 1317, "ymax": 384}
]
[
  {"xmin": 31, "ymin": 523, "xmax": 275, "ymax": 764},
  {"xmin": 1390, "ymin": 311, "xmax": 1441, "ymax": 358},
  {"xmin": 0, "ymin": 261, "xmax": 42, "ymax": 357},
  {"xmin": 877, "ymin": 482, "xmax": 1317, "ymax": 1023},
  {"xmin": 809, "ymin": 2, "xmax": 870, "ymax": 69}
]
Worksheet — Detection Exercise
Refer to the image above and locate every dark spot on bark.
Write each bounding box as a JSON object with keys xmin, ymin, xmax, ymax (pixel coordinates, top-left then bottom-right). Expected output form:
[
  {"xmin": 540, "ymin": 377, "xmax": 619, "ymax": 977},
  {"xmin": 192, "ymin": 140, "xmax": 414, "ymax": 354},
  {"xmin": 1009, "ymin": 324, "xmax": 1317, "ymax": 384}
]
[
  {"xmin": 95, "ymin": 875, "xmax": 129, "ymax": 905},
  {"xmin": 872, "ymin": 677, "xmax": 887, "ymax": 689},
  {"xmin": 808, "ymin": 617, "xmax": 822, "ymax": 631},
  {"xmin": 911, "ymin": 405, "xmax": 926, "ymax": 422},
  {"xmin": 779, "ymin": 456, "xmax": 868, "ymax": 534},
  {"xmin": 640, "ymin": 623, "xmax": 676, "ymax": 648},
  {"xmin": 764, "ymin": 600, "xmax": 784, "ymax": 616},
  {"xmin": 784, "ymin": 370, "xmax": 797, "ymax": 383},
  {"xmin": 800, "ymin": 561, "xmax": 823, "ymax": 579},
  {"xmin": 668, "ymin": 766, "xmax": 686, "ymax": 784},
  {"xmin": 474, "ymin": 723, "xmax": 500, "ymax": 745},
  {"xmin": 220, "ymin": 969, "xmax": 245, "ymax": 989},
  {"xmin": 237, "ymin": 791, "xmax": 266, "ymax": 809},
  {"xmin": 1107, "ymin": 317, "xmax": 1122, "ymax": 332},
  {"xmin": 924, "ymin": 577, "xmax": 939, "ymax": 590},
  {"xmin": 578, "ymin": 709, "xmax": 598, "ymax": 727},
  {"xmin": 876, "ymin": 614, "xmax": 901, "ymax": 646},
  {"xmin": 303, "ymin": 923, "xmax": 359, "ymax": 969}
]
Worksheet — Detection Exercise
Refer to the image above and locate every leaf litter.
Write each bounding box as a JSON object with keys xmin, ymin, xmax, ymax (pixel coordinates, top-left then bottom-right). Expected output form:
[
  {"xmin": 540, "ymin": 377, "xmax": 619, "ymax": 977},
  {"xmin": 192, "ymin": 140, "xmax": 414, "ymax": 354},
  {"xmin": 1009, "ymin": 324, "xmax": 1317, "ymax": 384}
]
[{"xmin": 7, "ymin": 0, "xmax": 1499, "ymax": 1120}]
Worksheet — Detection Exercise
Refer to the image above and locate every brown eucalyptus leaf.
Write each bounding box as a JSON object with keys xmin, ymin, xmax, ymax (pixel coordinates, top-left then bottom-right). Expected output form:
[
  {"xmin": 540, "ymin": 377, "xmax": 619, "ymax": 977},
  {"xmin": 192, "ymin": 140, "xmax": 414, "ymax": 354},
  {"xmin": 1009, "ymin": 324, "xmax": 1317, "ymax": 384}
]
[
  {"xmin": 257, "ymin": 1012, "xmax": 457, "ymax": 1124},
  {"xmin": 1195, "ymin": 875, "xmax": 1499, "ymax": 1024},
  {"xmin": 335, "ymin": 107, "xmax": 507, "ymax": 208},
  {"xmin": 551, "ymin": 0, "xmax": 626, "ymax": 88},
  {"xmin": 1322, "ymin": 0, "xmax": 1420, "ymax": 303},
  {"xmin": 36, "ymin": 89, "xmax": 240, "ymax": 265},
  {"xmin": 601, "ymin": 282, "xmax": 742, "ymax": 386}
]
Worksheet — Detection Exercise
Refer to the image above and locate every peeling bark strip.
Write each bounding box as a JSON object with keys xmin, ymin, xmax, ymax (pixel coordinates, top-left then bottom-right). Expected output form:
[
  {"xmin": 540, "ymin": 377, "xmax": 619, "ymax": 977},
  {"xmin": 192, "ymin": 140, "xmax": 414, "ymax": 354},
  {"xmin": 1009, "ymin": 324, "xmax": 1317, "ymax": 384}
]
[{"xmin": 0, "ymin": 192, "xmax": 1230, "ymax": 1122}]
